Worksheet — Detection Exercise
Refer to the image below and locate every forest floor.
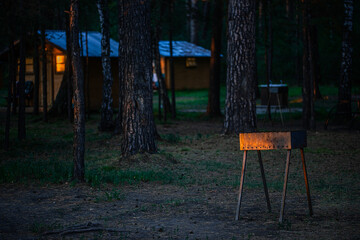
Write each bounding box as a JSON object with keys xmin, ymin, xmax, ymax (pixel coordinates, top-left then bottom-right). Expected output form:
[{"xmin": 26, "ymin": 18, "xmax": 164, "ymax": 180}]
[{"xmin": 0, "ymin": 113, "xmax": 360, "ymax": 239}]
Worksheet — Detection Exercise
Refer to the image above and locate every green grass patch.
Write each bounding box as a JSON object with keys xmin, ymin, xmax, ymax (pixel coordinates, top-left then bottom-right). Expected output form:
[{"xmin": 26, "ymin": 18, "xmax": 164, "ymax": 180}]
[
  {"xmin": 161, "ymin": 133, "xmax": 181, "ymax": 144},
  {"xmin": 0, "ymin": 158, "xmax": 73, "ymax": 184}
]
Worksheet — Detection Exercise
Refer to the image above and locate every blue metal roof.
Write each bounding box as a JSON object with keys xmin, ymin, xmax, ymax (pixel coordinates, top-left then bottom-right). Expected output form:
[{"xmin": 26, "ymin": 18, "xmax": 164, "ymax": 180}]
[
  {"xmin": 45, "ymin": 30, "xmax": 119, "ymax": 57},
  {"xmin": 159, "ymin": 41, "xmax": 211, "ymax": 57},
  {"xmin": 45, "ymin": 30, "xmax": 211, "ymax": 58}
]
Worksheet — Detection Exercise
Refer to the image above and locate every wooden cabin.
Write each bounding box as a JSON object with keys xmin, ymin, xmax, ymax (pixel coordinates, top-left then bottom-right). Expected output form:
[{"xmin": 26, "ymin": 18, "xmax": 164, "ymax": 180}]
[
  {"xmin": 159, "ymin": 41, "xmax": 211, "ymax": 90},
  {"xmin": 0, "ymin": 30, "xmax": 120, "ymax": 111},
  {"xmin": 0, "ymin": 31, "xmax": 211, "ymax": 111}
]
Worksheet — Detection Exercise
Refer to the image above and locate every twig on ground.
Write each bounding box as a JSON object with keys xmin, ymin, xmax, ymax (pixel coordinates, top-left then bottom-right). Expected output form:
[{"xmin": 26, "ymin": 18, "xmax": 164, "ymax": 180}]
[{"xmin": 42, "ymin": 222, "xmax": 128, "ymax": 236}]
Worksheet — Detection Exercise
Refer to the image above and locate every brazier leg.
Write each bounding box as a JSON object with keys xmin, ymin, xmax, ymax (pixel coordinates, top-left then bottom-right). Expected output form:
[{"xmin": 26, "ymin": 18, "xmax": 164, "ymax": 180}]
[{"xmin": 235, "ymin": 150, "xmax": 247, "ymax": 220}]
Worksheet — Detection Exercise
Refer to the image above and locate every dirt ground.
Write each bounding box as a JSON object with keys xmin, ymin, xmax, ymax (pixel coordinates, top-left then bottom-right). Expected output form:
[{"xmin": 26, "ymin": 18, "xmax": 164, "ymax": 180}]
[{"xmin": 1, "ymin": 119, "xmax": 360, "ymax": 239}]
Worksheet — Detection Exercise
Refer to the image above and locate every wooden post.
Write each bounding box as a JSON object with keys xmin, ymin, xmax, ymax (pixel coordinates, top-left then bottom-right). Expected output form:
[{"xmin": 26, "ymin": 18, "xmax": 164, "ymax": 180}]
[
  {"xmin": 257, "ymin": 150, "xmax": 271, "ymax": 212},
  {"xmin": 300, "ymin": 148, "xmax": 313, "ymax": 216},
  {"xmin": 279, "ymin": 149, "xmax": 291, "ymax": 223},
  {"xmin": 235, "ymin": 150, "xmax": 247, "ymax": 220}
]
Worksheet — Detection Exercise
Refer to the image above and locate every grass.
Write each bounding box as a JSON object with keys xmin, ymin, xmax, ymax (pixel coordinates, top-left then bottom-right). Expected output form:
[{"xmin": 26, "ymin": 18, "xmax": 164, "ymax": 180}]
[
  {"xmin": 152, "ymin": 85, "xmax": 346, "ymax": 122},
  {"xmin": 1, "ymin": 85, "xmax": 358, "ymax": 199}
]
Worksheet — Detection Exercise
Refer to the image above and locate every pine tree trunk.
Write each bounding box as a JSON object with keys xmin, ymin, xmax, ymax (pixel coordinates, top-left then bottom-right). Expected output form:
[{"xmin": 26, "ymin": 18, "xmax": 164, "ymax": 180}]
[
  {"xmin": 18, "ymin": 3, "xmax": 26, "ymax": 140},
  {"xmin": 302, "ymin": 0, "xmax": 315, "ymax": 130},
  {"xmin": 169, "ymin": 0, "xmax": 176, "ymax": 118},
  {"xmin": 310, "ymin": 25, "xmax": 322, "ymax": 99},
  {"xmin": 224, "ymin": 0, "xmax": 257, "ymax": 134},
  {"xmin": 97, "ymin": 0, "xmax": 114, "ymax": 131},
  {"xmin": 338, "ymin": 0, "xmax": 353, "ymax": 118},
  {"xmin": 207, "ymin": 0, "xmax": 223, "ymax": 117},
  {"xmin": 153, "ymin": 0, "xmax": 171, "ymax": 121},
  {"xmin": 33, "ymin": 28, "xmax": 40, "ymax": 115},
  {"xmin": 70, "ymin": 0, "xmax": 85, "ymax": 181},
  {"xmin": 66, "ymin": 14, "xmax": 73, "ymax": 122},
  {"xmin": 296, "ymin": 0, "xmax": 302, "ymax": 86},
  {"xmin": 41, "ymin": 27, "xmax": 48, "ymax": 122},
  {"xmin": 5, "ymin": 39, "xmax": 16, "ymax": 150},
  {"xmin": 120, "ymin": 0, "xmax": 157, "ymax": 156},
  {"xmin": 202, "ymin": 0, "xmax": 210, "ymax": 39},
  {"xmin": 265, "ymin": 0, "xmax": 273, "ymax": 121},
  {"xmin": 190, "ymin": 0, "xmax": 198, "ymax": 44},
  {"xmin": 115, "ymin": 0, "xmax": 124, "ymax": 134},
  {"xmin": 85, "ymin": 27, "xmax": 90, "ymax": 119}
]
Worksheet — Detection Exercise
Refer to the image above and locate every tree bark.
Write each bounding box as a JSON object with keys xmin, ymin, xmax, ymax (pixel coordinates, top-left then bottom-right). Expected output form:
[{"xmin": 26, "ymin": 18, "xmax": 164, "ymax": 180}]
[
  {"xmin": 265, "ymin": 0, "xmax": 273, "ymax": 121},
  {"xmin": 152, "ymin": 0, "xmax": 171, "ymax": 121},
  {"xmin": 120, "ymin": 0, "xmax": 157, "ymax": 156},
  {"xmin": 5, "ymin": 39, "xmax": 16, "ymax": 150},
  {"xmin": 296, "ymin": 0, "xmax": 302, "ymax": 86},
  {"xmin": 70, "ymin": 0, "xmax": 85, "ymax": 181},
  {"xmin": 206, "ymin": 0, "xmax": 223, "ymax": 117},
  {"xmin": 224, "ymin": 0, "xmax": 257, "ymax": 134},
  {"xmin": 18, "ymin": 0, "xmax": 26, "ymax": 140},
  {"xmin": 202, "ymin": 0, "xmax": 210, "ymax": 39},
  {"xmin": 309, "ymin": 25, "xmax": 322, "ymax": 100},
  {"xmin": 41, "ymin": 27, "xmax": 48, "ymax": 122},
  {"xmin": 190, "ymin": 0, "xmax": 198, "ymax": 44},
  {"xmin": 302, "ymin": 0, "xmax": 315, "ymax": 130},
  {"xmin": 66, "ymin": 13, "xmax": 73, "ymax": 122},
  {"xmin": 169, "ymin": 0, "xmax": 176, "ymax": 118},
  {"xmin": 97, "ymin": 0, "xmax": 114, "ymax": 131},
  {"xmin": 115, "ymin": 0, "xmax": 124, "ymax": 134},
  {"xmin": 338, "ymin": 0, "xmax": 353, "ymax": 118}
]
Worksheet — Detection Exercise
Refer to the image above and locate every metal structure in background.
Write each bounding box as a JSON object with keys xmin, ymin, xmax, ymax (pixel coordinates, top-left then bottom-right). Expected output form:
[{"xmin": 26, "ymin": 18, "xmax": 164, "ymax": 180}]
[
  {"xmin": 259, "ymin": 84, "xmax": 289, "ymax": 126},
  {"xmin": 236, "ymin": 131, "xmax": 313, "ymax": 223}
]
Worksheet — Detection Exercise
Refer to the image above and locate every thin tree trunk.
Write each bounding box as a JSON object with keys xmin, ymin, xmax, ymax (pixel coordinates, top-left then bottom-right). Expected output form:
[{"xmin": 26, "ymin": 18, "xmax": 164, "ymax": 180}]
[
  {"xmin": 18, "ymin": 1, "xmax": 26, "ymax": 140},
  {"xmin": 97, "ymin": 0, "xmax": 114, "ymax": 131},
  {"xmin": 307, "ymin": 24, "xmax": 316, "ymax": 130},
  {"xmin": 41, "ymin": 27, "xmax": 48, "ymax": 122},
  {"xmin": 169, "ymin": 0, "xmax": 176, "ymax": 118},
  {"xmin": 115, "ymin": 0, "xmax": 124, "ymax": 134},
  {"xmin": 338, "ymin": 0, "xmax": 353, "ymax": 118},
  {"xmin": 207, "ymin": 0, "xmax": 223, "ymax": 117},
  {"xmin": 224, "ymin": 0, "xmax": 257, "ymax": 134},
  {"xmin": 302, "ymin": 0, "xmax": 314, "ymax": 130},
  {"xmin": 85, "ymin": 19, "xmax": 90, "ymax": 119},
  {"xmin": 202, "ymin": 0, "xmax": 210, "ymax": 39},
  {"xmin": 5, "ymin": 40, "xmax": 16, "ymax": 150},
  {"xmin": 153, "ymin": 0, "xmax": 171, "ymax": 121},
  {"xmin": 120, "ymin": 0, "xmax": 157, "ymax": 156},
  {"xmin": 265, "ymin": 0, "xmax": 272, "ymax": 121},
  {"xmin": 66, "ymin": 13, "xmax": 73, "ymax": 122},
  {"xmin": 258, "ymin": 0, "xmax": 263, "ymax": 40},
  {"xmin": 190, "ymin": 0, "xmax": 198, "ymax": 44},
  {"xmin": 12, "ymin": 61, "xmax": 17, "ymax": 115},
  {"xmin": 33, "ymin": 28, "xmax": 40, "ymax": 114},
  {"xmin": 310, "ymin": 25, "xmax": 322, "ymax": 99},
  {"xmin": 70, "ymin": 0, "xmax": 85, "ymax": 181},
  {"xmin": 296, "ymin": 0, "xmax": 302, "ymax": 86},
  {"xmin": 153, "ymin": 36, "xmax": 171, "ymax": 121}
]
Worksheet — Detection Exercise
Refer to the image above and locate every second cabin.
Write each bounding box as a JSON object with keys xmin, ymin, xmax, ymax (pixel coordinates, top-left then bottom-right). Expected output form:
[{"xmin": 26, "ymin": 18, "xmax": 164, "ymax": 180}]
[{"xmin": 0, "ymin": 30, "xmax": 212, "ymax": 111}]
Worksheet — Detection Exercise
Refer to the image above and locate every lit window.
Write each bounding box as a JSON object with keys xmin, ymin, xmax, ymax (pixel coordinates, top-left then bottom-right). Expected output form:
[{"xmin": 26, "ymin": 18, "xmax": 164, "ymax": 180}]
[
  {"xmin": 25, "ymin": 58, "xmax": 33, "ymax": 73},
  {"xmin": 18, "ymin": 58, "xmax": 34, "ymax": 73},
  {"xmin": 56, "ymin": 55, "xmax": 65, "ymax": 73},
  {"xmin": 186, "ymin": 57, "xmax": 197, "ymax": 68}
]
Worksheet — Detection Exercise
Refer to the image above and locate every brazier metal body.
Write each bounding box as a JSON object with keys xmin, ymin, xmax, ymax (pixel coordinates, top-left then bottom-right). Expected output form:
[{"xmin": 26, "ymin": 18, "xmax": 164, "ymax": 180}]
[{"xmin": 236, "ymin": 131, "xmax": 313, "ymax": 223}]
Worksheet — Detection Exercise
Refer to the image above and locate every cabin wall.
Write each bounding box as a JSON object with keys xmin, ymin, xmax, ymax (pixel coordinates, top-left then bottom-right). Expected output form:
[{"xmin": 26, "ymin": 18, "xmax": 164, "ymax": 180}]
[
  {"xmin": 85, "ymin": 58, "xmax": 119, "ymax": 111},
  {"xmin": 163, "ymin": 57, "xmax": 210, "ymax": 90},
  {"xmin": 15, "ymin": 44, "xmax": 65, "ymax": 108}
]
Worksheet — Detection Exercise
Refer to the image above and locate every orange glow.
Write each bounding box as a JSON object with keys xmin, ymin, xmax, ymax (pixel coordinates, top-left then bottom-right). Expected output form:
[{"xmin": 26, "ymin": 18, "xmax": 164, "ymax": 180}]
[{"xmin": 56, "ymin": 55, "xmax": 65, "ymax": 72}]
